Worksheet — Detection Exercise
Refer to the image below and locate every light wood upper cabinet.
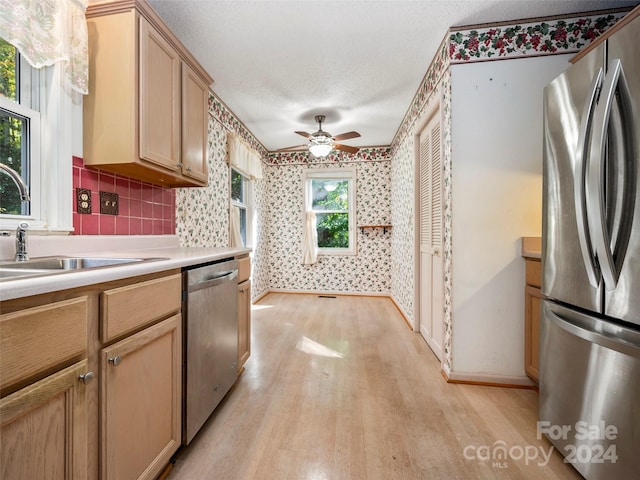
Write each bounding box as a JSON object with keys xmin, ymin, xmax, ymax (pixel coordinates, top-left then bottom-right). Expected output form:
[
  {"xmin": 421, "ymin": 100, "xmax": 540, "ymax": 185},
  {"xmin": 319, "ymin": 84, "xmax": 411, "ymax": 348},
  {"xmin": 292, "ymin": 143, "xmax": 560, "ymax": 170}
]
[
  {"xmin": 139, "ymin": 16, "xmax": 181, "ymax": 172},
  {"xmin": 181, "ymin": 64, "xmax": 209, "ymax": 183},
  {"xmin": 84, "ymin": 0, "xmax": 213, "ymax": 188}
]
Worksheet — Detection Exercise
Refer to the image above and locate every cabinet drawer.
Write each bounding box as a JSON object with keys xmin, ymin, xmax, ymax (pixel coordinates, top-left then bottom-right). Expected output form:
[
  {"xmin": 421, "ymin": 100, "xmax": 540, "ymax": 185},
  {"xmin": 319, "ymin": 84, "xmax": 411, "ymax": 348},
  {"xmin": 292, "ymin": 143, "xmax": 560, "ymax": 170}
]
[
  {"xmin": 238, "ymin": 256, "xmax": 251, "ymax": 283},
  {"xmin": 101, "ymin": 273, "xmax": 181, "ymax": 342},
  {"xmin": 0, "ymin": 297, "xmax": 88, "ymax": 393},
  {"xmin": 525, "ymin": 259, "xmax": 541, "ymax": 288}
]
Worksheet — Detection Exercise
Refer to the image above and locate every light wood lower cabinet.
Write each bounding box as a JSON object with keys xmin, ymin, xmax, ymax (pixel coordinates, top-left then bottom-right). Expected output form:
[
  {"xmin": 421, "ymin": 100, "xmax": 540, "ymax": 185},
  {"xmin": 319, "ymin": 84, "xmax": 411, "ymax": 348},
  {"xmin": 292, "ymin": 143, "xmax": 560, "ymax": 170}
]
[
  {"xmin": 101, "ymin": 313, "xmax": 182, "ymax": 480},
  {"xmin": 0, "ymin": 269, "xmax": 182, "ymax": 479},
  {"xmin": 0, "ymin": 359, "xmax": 90, "ymax": 480},
  {"xmin": 238, "ymin": 279, "xmax": 251, "ymax": 373},
  {"xmin": 524, "ymin": 258, "xmax": 542, "ymax": 383}
]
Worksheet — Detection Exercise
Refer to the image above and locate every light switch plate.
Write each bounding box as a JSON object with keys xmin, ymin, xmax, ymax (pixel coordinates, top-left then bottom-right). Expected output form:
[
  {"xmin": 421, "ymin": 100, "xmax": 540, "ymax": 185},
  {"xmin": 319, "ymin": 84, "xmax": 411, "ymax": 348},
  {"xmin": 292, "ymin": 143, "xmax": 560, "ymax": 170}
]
[
  {"xmin": 99, "ymin": 191, "xmax": 119, "ymax": 215},
  {"xmin": 76, "ymin": 188, "xmax": 92, "ymax": 214}
]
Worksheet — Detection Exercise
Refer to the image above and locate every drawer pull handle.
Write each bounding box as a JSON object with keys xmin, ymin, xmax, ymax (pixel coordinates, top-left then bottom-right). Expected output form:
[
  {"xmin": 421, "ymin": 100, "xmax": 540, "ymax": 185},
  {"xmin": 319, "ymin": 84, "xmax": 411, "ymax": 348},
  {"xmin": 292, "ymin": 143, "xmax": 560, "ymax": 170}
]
[
  {"xmin": 79, "ymin": 371, "xmax": 95, "ymax": 384},
  {"xmin": 108, "ymin": 355, "xmax": 121, "ymax": 366}
]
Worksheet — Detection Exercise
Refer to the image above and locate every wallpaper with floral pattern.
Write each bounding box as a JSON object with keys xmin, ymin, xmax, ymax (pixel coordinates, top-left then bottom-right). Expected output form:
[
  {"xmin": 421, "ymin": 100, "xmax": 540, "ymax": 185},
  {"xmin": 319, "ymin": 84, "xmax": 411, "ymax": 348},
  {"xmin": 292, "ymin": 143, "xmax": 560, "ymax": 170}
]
[
  {"xmin": 176, "ymin": 116, "xmax": 230, "ymax": 248},
  {"xmin": 265, "ymin": 158, "xmax": 391, "ymax": 294},
  {"xmin": 176, "ymin": 91, "xmax": 269, "ymax": 298}
]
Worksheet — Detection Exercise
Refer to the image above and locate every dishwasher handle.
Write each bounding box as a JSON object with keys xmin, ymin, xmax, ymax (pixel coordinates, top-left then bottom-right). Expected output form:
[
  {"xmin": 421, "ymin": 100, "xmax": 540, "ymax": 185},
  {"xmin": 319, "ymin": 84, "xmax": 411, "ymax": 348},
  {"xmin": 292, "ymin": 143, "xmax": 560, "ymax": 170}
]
[{"xmin": 188, "ymin": 269, "xmax": 238, "ymax": 292}]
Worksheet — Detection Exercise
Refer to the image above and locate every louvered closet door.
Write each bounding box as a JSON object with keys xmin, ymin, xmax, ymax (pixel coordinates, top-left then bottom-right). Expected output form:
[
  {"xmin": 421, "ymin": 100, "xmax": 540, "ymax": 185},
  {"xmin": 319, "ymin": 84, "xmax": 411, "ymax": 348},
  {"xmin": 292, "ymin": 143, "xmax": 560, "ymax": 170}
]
[{"xmin": 419, "ymin": 112, "xmax": 443, "ymax": 360}]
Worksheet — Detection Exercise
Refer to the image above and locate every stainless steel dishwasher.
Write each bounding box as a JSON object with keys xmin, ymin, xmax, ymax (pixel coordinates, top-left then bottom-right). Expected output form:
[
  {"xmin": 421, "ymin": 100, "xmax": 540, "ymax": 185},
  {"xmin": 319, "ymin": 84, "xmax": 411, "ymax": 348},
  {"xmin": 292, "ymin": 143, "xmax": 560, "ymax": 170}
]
[{"xmin": 182, "ymin": 258, "xmax": 238, "ymax": 445}]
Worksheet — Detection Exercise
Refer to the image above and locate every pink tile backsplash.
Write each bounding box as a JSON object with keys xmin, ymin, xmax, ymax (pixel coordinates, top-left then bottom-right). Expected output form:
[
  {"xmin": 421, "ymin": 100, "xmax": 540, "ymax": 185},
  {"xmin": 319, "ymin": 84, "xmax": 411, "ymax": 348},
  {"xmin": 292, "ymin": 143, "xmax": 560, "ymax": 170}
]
[{"xmin": 72, "ymin": 156, "xmax": 176, "ymax": 235}]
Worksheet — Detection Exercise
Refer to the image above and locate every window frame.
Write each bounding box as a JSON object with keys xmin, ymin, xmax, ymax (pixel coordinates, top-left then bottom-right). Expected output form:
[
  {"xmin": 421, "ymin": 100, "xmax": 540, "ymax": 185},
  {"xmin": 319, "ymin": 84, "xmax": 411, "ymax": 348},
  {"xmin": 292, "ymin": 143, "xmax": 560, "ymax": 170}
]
[
  {"xmin": 230, "ymin": 167, "xmax": 253, "ymax": 248},
  {"xmin": 0, "ymin": 46, "xmax": 78, "ymax": 233},
  {"xmin": 303, "ymin": 167, "xmax": 356, "ymax": 256}
]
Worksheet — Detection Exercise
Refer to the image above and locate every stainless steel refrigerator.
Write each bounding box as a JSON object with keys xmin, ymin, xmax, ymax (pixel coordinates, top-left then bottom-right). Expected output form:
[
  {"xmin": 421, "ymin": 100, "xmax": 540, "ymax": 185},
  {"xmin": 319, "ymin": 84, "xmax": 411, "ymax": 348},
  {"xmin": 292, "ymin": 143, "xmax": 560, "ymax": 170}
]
[{"xmin": 541, "ymin": 12, "xmax": 639, "ymax": 480}]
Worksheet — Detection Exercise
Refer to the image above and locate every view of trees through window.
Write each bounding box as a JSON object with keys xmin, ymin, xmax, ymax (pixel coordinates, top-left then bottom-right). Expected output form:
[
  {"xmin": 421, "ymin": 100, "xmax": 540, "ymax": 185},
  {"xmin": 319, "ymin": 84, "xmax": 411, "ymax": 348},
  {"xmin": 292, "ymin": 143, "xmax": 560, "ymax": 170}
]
[
  {"xmin": 311, "ymin": 179, "xmax": 349, "ymax": 248},
  {"xmin": 231, "ymin": 168, "xmax": 248, "ymax": 246},
  {"xmin": 0, "ymin": 38, "xmax": 25, "ymax": 215}
]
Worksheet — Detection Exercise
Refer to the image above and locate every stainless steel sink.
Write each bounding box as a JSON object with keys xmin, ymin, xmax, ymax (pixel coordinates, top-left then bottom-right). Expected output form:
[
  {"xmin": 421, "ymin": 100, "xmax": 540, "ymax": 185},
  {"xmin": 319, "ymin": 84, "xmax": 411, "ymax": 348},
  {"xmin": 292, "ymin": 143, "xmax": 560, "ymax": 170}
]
[{"xmin": 0, "ymin": 256, "xmax": 165, "ymax": 281}]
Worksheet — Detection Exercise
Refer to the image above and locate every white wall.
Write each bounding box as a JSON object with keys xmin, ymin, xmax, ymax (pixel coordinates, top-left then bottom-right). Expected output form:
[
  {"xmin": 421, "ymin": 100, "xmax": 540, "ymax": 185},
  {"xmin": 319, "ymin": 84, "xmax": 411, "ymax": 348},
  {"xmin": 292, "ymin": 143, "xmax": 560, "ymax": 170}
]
[{"xmin": 450, "ymin": 54, "xmax": 571, "ymax": 378}]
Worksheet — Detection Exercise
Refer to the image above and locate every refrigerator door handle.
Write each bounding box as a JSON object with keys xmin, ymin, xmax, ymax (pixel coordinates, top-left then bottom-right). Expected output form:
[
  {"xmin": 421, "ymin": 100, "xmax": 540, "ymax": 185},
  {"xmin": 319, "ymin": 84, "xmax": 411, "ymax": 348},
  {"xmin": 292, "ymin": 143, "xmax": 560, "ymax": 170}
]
[
  {"xmin": 575, "ymin": 68, "xmax": 603, "ymax": 288},
  {"xmin": 587, "ymin": 59, "xmax": 634, "ymax": 291},
  {"xmin": 547, "ymin": 307, "xmax": 640, "ymax": 359}
]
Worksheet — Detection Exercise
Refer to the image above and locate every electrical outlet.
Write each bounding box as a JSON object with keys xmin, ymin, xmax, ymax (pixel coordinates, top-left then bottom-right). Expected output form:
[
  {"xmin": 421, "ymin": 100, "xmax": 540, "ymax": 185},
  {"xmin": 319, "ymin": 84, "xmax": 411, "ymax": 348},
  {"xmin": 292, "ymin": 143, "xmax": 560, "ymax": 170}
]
[
  {"xmin": 76, "ymin": 188, "xmax": 92, "ymax": 214},
  {"xmin": 100, "ymin": 191, "xmax": 119, "ymax": 215}
]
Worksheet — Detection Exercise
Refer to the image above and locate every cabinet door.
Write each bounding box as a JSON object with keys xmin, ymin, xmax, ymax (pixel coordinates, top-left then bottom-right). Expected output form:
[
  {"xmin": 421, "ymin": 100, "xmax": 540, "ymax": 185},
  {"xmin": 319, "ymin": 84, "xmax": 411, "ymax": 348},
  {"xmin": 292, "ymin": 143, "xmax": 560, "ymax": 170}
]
[
  {"xmin": 181, "ymin": 63, "xmax": 209, "ymax": 183},
  {"xmin": 238, "ymin": 280, "xmax": 251, "ymax": 373},
  {"xmin": 525, "ymin": 285, "xmax": 542, "ymax": 382},
  {"xmin": 1, "ymin": 359, "xmax": 90, "ymax": 480},
  {"xmin": 101, "ymin": 314, "xmax": 181, "ymax": 480},
  {"xmin": 139, "ymin": 16, "xmax": 181, "ymax": 172}
]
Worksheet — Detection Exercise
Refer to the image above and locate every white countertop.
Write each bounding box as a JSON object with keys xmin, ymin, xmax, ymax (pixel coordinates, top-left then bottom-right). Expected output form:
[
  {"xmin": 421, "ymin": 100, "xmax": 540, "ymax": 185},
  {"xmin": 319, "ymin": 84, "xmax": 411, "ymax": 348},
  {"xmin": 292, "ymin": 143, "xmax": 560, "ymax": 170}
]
[{"xmin": 0, "ymin": 235, "xmax": 250, "ymax": 301}]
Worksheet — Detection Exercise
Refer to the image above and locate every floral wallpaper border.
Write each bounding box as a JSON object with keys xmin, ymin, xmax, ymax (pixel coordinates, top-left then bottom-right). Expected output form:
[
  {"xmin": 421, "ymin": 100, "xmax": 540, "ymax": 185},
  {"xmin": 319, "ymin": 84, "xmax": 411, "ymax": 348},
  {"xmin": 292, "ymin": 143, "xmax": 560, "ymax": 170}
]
[
  {"xmin": 449, "ymin": 12, "xmax": 626, "ymax": 63},
  {"xmin": 267, "ymin": 147, "xmax": 392, "ymax": 166},
  {"xmin": 391, "ymin": 35, "xmax": 450, "ymax": 151},
  {"xmin": 392, "ymin": 10, "xmax": 625, "ymax": 150}
]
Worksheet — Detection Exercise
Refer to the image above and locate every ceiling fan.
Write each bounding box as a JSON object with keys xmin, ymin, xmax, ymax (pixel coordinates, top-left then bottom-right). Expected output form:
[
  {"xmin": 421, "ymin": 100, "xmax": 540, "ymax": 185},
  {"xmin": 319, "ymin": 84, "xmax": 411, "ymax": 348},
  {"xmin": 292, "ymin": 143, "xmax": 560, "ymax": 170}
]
[{"xmin": 276, "ymin": 115, "xmax": 361, "ymax": 157}]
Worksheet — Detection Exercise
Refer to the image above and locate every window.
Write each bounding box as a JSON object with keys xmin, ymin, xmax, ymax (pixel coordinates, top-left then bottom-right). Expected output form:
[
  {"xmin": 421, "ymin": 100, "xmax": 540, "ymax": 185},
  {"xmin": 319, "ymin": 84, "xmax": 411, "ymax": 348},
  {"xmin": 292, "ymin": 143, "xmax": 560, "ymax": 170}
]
[
  {"xmin": 304, "ymin": 168, "xmax": 356, "ymax": 255},
  {"xmin": 0, "ymin": 37, "xmax": 79, "ymax": 233},
  {"xmin": 0, "ymin": 39, "xmax": 40, "ymax": 218},
  {"xmin": 231, "ymin": 168, "xmax": 252, "ymax": 247}
]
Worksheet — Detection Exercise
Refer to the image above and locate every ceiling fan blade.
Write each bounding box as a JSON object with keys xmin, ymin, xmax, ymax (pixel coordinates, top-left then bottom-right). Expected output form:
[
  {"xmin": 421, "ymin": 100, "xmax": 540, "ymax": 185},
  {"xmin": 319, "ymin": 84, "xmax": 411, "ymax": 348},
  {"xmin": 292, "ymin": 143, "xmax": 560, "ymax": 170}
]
[
  {"xmin": 334, "ymin": 144, "xmax": 360, "ymax": 154},
  {"xmin": 295, "ymin": 131, "xmax": 312, "ymax": 139},
  {"xmin": 276, "ymin": 144, "xmax": 308, "ymax": 152},
  {"xmin": 332, "ymin": 131, "xmax": 361, "ymax": 141}
]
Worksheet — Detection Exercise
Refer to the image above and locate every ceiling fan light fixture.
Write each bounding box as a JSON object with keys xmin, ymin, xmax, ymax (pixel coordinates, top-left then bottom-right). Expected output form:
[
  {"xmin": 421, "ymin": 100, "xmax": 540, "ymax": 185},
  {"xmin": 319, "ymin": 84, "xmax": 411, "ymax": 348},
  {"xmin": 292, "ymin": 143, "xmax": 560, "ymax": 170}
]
[{"xmin": 309, "ymin": 143, "xmax": 333, "ymax": 158}]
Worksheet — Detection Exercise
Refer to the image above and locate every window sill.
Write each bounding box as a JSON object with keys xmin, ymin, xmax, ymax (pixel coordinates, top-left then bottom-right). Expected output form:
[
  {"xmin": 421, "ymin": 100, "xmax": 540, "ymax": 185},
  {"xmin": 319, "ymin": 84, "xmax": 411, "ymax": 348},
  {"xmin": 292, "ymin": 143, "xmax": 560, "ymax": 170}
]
[{"xmin": 318, "ymin": 248, "xmax": 356, "ymax": 256}]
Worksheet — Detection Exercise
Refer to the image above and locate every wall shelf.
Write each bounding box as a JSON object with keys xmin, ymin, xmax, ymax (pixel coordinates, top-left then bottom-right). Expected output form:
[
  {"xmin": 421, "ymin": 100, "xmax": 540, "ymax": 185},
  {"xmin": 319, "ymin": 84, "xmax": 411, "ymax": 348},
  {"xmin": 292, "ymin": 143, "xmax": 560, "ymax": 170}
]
[{"xmin": 359, "ymin": 225, "xmax": 392, "ymax": 235}]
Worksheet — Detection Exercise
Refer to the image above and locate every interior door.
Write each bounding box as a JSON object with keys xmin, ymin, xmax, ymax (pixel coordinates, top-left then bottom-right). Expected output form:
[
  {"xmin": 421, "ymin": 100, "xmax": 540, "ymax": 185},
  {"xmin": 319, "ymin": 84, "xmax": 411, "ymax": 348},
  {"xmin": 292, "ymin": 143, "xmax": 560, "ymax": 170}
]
[{"xmin": 419, "ymin": 112, "xmax": 443, "ymax": 360}]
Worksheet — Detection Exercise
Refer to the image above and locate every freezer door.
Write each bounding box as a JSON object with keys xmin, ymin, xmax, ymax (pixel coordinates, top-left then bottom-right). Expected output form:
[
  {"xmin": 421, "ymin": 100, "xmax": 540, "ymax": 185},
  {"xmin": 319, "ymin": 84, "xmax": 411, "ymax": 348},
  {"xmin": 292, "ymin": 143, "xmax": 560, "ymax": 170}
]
[
  {"xmin": 539, "ymin": 300, "xmax": 640, "ymax": 479},
  {"xmin": 542, "ymin": 44, "xmax": 604, "ymax": 313},
  {"xmin": 604, "ymin": 15, "xmax": 640, "ymax": 327}
]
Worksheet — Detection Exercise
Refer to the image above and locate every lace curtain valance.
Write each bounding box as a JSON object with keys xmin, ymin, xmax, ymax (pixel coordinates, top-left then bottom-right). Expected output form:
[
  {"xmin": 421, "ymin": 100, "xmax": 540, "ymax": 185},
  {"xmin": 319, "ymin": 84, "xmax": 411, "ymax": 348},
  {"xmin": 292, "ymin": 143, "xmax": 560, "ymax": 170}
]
[
  {"xmin": 227, "ymin": 133, "xmax": 263, "ymax": 179},
  {"xmin": 0, "ymin": 0, "xmax": 89, "ymax": 94}
]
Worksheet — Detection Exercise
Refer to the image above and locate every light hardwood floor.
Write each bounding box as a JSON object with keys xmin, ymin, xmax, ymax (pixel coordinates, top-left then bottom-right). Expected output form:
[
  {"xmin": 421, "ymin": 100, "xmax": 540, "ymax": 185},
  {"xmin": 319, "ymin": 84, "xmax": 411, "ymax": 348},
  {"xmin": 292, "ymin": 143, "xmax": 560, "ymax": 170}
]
[{"xmin": 167, "ymin": 293, "xmax": 582, "ymax": 479}]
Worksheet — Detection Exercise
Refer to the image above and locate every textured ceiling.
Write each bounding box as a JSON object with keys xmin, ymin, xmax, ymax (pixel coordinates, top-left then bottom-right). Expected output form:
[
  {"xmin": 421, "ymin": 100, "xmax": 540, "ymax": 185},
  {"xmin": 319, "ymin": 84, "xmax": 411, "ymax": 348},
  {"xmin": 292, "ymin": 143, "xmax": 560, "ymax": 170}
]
[{"xmin": 147, "ymin": 0, "xmax": 638, "ymax": 152}]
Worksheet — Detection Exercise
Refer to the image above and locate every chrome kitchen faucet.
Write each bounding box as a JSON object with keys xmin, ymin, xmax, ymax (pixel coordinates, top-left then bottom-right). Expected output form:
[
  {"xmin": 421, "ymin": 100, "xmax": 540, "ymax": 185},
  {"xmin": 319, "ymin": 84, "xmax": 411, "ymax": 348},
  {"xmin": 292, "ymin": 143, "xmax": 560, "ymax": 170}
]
[{"xmin": 1, "ymin": 164, "xmax": 31, "ymax": 261}]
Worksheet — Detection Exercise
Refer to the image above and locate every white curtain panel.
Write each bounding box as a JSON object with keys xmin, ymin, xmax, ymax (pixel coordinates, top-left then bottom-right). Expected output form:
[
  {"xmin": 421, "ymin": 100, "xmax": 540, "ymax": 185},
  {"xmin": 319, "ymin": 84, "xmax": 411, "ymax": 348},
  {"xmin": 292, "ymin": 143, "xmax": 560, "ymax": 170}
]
[
  {"xmin": 0, "ymin": 0, "xmax": 89, "ymax": 94},
  {"xmin": 302, "ymin": 210, "xmax": 318, "ymax": 265},
  {"xmin": 229, "ymin": 206, "xmax": 243, "ymax": 247},
  {"xmin": 227, "ymin": 133, "xmax": 263, "ymax": 179}
]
